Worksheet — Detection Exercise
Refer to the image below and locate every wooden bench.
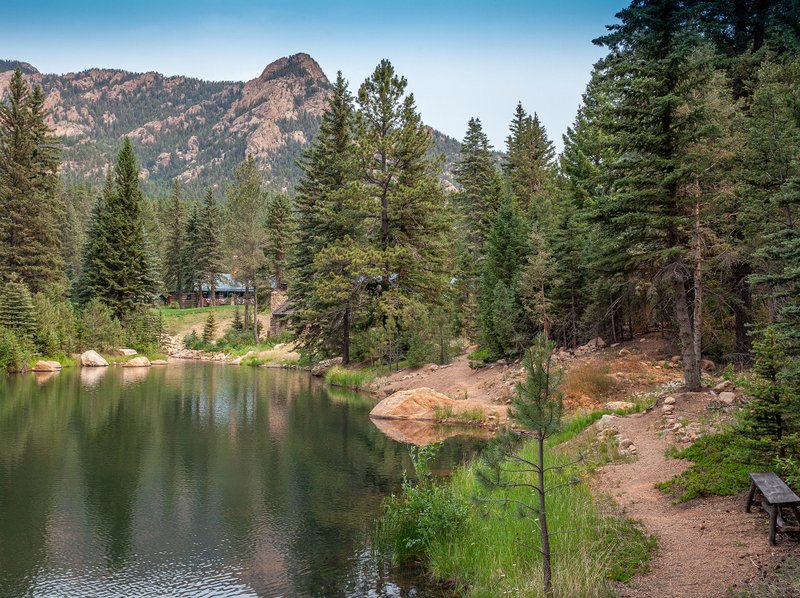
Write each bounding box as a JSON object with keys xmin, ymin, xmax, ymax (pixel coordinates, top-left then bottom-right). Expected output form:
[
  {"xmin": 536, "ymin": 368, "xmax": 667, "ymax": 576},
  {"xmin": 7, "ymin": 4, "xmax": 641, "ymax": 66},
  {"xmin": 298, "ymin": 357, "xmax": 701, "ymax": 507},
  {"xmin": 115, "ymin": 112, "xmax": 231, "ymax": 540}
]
[{"xmin": 745, "ymin": 472, "xmax": 800, "ymax": 545}]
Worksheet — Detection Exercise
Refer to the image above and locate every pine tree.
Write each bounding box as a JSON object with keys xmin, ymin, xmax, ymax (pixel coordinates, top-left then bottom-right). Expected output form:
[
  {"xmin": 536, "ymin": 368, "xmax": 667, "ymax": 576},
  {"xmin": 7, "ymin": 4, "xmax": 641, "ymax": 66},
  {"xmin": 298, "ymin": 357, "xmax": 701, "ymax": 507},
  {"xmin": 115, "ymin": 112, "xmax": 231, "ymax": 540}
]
[
  {"xmin": 163, "ymin": 180, "xmax": 188, "ymax": 296},
  {"xmin": 593, "ymin": 0, "xmax": 715, "ymax": 390},
  {"xmin": 202, "ymin": 311, "xmax": 217, "ymax": 344},
  {"xmin": 0, "ymin": 274, "xmax": 36, "ymax": 338},
  {"xmin": 355, "ymin": 59, "xmax": 452, "ymax": 326},
  {"xmin": 264, "ymin": 193, "xmax": 294, "ymax": 290},
  {"xmin": 226, "ymin": 156, "xmax": 268, "ymax": 341},
  {"xmin": 476, "ymin": 335, "xmax": 564, "ymax": 597},
  {"xmin": 0, "ymin": 70, "xmax": 65, "ymax": 293},
  {"xmin": 290, "ymin": 72, "xmax": 361, "ymax": 359},
  {"xmin": 196, "ymin": 187, "xmax": 226, "ymax": 304},
  {"xmin": 453, "ymin": 117, "xmax": 503, "ymax": 336},
  {"xmin": 180, "ymin": 202, "xmax": 201, "ymax": 305},
  {"xmin": 479, "ymin": 195, "xmax": 529, "ymax": 357},
  {"xmin": 78, "ymin": 138, "xmax": 157, "ymax": 316},
  {"xmin": 503, "ymin": 103, "xmax": 556, "ymax": 218}
]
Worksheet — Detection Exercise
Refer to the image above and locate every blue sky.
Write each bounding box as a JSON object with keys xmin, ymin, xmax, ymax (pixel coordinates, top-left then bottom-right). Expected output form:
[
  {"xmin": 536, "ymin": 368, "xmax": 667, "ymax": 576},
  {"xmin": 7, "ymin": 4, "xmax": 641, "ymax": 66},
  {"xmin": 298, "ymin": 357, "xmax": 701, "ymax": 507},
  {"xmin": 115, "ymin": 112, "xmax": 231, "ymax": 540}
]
[{"xmin": 0, "ymin": 0, "xmax": 626, "ymax": 151}]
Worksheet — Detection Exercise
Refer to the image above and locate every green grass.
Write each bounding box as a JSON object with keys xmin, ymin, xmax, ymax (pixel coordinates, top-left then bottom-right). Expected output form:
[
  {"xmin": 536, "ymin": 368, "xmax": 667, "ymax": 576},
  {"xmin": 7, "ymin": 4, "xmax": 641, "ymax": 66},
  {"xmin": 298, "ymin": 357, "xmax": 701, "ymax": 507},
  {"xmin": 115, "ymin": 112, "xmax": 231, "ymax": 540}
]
[
  {"xmin": 156, "ymin": 305, "xmax": 236, "ymax": 335},
  {"xmin": 424, "ymin": 440, "xmax": 656, "ymax": 596},
  {"xmin": 433, "ymin": 405, "xmax": 487, "ymax": 423},
  {"xmin": 324, "ymin": 366, "xmax": 376, "ymax": 390},
  {"xmin": 656, "ymin": 431, "xmax": 767, "ymax": 503}
]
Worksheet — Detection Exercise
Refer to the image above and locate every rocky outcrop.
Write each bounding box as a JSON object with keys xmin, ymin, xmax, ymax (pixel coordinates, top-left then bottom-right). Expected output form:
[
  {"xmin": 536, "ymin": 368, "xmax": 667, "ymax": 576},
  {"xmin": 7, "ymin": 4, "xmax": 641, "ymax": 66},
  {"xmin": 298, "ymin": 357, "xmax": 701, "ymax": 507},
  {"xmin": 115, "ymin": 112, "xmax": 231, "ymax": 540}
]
[
  {"xmin": 32, "ymin": 360, "xmax": 61, "ymax": 372},
  {"xmin": 370, "ymin": 387, "xmax": 458, "ymax": 421},
  {"xmin": 311, "ymin": 357, "xmax": 343, "ymax": 377},
  {"xmin": 116, "ymin": 348, "xmax": 137, "ymax": 356},
  {"xmin": 80, "ymin": 350, "xmax": 108, "ymax": 367},
  {"xmin": 122, "ymin": 356, "xmax": 151, "ymax": 367}
]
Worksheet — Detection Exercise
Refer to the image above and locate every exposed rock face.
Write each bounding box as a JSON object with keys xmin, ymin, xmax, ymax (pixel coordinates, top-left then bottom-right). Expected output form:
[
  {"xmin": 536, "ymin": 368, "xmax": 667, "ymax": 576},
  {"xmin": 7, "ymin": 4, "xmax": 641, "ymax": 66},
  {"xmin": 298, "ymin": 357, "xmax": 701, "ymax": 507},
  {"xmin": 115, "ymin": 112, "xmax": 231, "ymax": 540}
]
[
  {"xmin": 370, "ymin": 387, "xmax": 459, "ymax": 421},
  {"xmin": 123, "ymin": 356, "xmax": 151, "ymax": 367},
  {"xmin": 33, "ymin": 360, "xmax": 61, "ymax": 372},
  {"xmin": 80, "ymin": 350, "xmax": 109, "ymax": 367},
  {"xmin": 0, "ymin": 54, "xmax": 332, "ymax": 191}
]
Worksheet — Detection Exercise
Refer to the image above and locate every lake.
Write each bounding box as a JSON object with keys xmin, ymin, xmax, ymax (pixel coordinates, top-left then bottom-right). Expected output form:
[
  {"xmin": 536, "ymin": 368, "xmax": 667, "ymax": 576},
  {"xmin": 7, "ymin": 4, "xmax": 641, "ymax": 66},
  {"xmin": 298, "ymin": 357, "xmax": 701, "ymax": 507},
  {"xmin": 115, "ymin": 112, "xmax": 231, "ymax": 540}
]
[{"xmin": 0, "ymin": 362, "xmax": 478, "ymax": 597}]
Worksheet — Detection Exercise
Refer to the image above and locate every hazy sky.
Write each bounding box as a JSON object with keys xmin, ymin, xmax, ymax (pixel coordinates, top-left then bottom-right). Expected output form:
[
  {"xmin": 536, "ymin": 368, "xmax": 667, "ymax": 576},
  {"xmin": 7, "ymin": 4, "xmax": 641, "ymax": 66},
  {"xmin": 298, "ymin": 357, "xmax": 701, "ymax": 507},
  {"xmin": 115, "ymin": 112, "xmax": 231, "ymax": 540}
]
[{"xmin": 0, "ymin": 0, "xmax": 626, "ymax": 151}]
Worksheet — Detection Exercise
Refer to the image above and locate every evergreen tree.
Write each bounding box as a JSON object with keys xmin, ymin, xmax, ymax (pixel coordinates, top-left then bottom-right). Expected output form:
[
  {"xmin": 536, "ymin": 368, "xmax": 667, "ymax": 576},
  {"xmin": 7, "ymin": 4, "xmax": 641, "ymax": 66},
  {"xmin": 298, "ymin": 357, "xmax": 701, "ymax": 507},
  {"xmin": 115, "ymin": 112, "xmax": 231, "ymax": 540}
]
[
  {"xmin": 264, "ymin": 193, "xmax": 294, "ymax": 289},
  {"xmin": 0, "ymin": 70, "xmax": 65, "ymax": 292},
  {"xmin": 0, "ymin": 274, "xmax": 36, "ymax": 339},
  {"xmin": 593, "ymin": 0, "xmax": 715, "ymax": 390},
  {"xmin": 180, "ymin": 202, "xmax": 201, "ymax": 305},
  {"xmin": 290, "ymin": 72, "xmax": 361, "ymax": 359},
  {"xmin": 355, "ymin": 59, "xmax": 452, "ymax": 326},
  {"xmin": 738, "ymin": 327, "xmax": 800, "ymax": 461},
  {"xmin": 163, "ymin": 180, "xmax": 188, "ymax": 296},
  {"xmin": 78, "ymin": 138, "xmax": 157, "ymax": 316},
  {"xmin": 196, "ymin": 187, "xmax": 226, "ymax": 304},
  {"xmin": 226, "ymin": 156, "xmax": 268, "ymax": 341},
  {"xmin": 503, "ymin": 103, "xmax": 556, "ymax": 218},
  {"xmin": 202, "ymin": 311, "xmax": 217, "ymax": 344},
  {"xmin": 453, "ymin": 117, "xmax": 503, "ymax": 336},
  {"xmin": 479, "ymin": 195, "xmax": 529, "ymax": 357}
]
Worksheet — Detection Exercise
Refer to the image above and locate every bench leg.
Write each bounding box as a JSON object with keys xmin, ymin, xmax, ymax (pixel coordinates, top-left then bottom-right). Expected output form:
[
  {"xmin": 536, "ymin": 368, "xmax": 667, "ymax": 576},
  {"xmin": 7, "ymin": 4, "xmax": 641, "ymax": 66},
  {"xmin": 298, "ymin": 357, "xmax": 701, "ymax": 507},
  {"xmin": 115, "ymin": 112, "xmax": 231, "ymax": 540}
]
[
  {"xmin": 745, "ymin": 482, "xmax": 757, "ymax": 513},
  {"xmin": 768, "ymin": 504, "xmax": 779, "ymax": 546}
]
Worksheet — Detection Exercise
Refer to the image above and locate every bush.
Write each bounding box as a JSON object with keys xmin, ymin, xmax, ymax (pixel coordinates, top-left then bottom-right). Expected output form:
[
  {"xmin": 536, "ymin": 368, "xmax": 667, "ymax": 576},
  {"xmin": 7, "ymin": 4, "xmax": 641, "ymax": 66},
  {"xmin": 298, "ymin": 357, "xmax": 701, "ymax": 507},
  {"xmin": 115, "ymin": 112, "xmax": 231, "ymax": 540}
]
[
  {"xmin": 467, "ymin": 346, "xmax": 496, "ymax": 369},
  {"xmin": 0, "ymin": 326, "xmax": 34, "ymax": 372},
  {"xmin": 79, "ymin": 298, "xmax": 124, "ymax": 351},
  {"xmin": 121, "ymin": 308, "xmax": 163, "ymax": 355},
  {"xmin": 32, "ymin": 292, "xmax": 78, "ymax": 356},
  {"xmin": 183, "ymin": 329, "xmax": 208, "ymax": 350},
  {"xmin": 563, "ymin": 364, "xmax": 616, "ymax": 399},
  {"xmin": 376, "ymin": 444, "xmax": 469, "ymax": 564},
  {"xmin": 656, "ymin": 432, "xmax": 767, "ymax": 502}
]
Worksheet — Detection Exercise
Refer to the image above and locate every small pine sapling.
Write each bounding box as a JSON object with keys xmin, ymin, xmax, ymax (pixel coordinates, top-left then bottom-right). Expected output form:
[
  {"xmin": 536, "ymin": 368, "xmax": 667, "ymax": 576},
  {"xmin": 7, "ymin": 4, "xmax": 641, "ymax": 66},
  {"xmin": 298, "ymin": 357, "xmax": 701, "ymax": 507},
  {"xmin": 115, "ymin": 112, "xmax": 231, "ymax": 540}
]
[
  {"xmin": 475, "ymin": 334, "xmax": 578, "ymax": 597},
  {"xmin": 202, "ymin": 312, "xmax": 217, "ymax": 344}
]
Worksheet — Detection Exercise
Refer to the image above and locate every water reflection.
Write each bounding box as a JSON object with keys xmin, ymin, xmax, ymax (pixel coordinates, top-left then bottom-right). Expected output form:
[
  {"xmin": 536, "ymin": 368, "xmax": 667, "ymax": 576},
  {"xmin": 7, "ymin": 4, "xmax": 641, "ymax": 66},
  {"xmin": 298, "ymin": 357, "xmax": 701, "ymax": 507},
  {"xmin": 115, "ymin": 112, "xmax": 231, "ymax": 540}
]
[{"xmin": 0, "ymin": 363, "xmax": 478, "ymax": 597}]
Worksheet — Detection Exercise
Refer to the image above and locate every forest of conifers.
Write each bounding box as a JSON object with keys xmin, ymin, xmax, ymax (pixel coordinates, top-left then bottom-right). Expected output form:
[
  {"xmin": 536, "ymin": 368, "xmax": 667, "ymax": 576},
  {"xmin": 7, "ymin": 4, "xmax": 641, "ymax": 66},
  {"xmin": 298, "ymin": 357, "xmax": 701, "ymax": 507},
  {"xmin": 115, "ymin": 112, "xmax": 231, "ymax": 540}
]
[{"xmin": 0, "ymin": 0, "xmax": 799, "ymax": 401}]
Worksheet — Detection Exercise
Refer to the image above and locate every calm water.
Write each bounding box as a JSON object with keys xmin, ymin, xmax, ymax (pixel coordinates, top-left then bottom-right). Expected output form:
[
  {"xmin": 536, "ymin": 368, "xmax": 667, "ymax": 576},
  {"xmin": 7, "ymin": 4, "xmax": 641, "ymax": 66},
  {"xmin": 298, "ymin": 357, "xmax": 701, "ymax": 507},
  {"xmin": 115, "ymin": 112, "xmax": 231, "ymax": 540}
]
[{"xmin": 0, "ymin": 362, "xmax": 478, "ymax": 597}]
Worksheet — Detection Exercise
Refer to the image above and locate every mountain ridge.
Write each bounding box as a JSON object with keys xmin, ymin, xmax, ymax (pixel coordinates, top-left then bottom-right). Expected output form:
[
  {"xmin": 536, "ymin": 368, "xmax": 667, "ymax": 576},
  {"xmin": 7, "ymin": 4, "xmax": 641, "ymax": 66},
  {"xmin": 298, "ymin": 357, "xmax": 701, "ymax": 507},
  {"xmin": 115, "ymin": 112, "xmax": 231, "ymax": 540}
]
[{"xmin": 0, "ymin": 53, "xmax": 461, "ymax": 194}]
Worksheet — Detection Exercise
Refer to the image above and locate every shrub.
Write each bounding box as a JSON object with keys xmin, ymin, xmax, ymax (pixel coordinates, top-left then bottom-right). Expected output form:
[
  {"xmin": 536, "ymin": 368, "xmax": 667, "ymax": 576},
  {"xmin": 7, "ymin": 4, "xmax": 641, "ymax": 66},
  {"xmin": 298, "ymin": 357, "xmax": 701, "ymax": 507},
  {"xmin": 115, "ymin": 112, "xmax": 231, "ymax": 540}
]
[
  {"xmin": 183, "ymin": 329, "xmax": 207, "ymax": 350},
  {"xmin": 33, "ymin": 292, "xmax": 78, "ymax": 355},
  {"xmin": 122, "ymin": 308, "xmax": 162, "ymax": 355},
  {"xmin": 467, "ymin": 346, "xmax": 495, "ymax": 369},
  {"xmin": 0, "ymin": 326, "xmax": 34, "ymax": 372},
  {"xmin": 376, "ymin": 444, "xmax": 469, "ymax": 564},
  {"xmin": 79, "ymin": 298, "xmax": 124, "ymax": 351},
  {"xmin": 0, "ymin": 275, "xmax": 36, "ymax": 338},
  {"xmin": 563, "ymin": 364, "xmax": 616, "ymax": 399}
]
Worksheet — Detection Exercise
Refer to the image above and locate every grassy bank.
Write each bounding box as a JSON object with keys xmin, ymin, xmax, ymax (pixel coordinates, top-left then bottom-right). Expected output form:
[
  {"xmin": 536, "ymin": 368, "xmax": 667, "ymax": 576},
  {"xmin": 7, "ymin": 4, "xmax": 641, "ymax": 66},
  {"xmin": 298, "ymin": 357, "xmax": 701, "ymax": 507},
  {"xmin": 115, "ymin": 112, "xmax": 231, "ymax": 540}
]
[
  {"xmin": 324, "ymin": 366, "xmax": 376, "ymax": 390},
  {"xmin": 378, "ymin": 410, "xmax": 656, "ymax": 597}
]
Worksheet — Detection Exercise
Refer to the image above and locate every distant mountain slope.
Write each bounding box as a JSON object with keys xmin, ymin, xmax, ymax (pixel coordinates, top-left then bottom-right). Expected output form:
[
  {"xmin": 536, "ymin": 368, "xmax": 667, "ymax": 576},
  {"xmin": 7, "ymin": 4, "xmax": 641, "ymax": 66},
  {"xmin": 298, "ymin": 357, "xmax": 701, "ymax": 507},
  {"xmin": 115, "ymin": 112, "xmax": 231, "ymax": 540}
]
[{"xmin": 0, "ymin": 54, "xmax": 463, "ymax": 194}]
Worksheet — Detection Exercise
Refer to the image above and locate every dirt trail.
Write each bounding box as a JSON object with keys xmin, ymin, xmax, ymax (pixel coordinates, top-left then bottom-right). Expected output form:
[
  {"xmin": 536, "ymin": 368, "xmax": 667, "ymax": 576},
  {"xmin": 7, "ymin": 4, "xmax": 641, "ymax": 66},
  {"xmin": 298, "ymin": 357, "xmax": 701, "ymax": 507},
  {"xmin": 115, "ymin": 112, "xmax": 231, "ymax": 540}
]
[{"xmin": 596, "ymin": 405, "xmax": 791, "ymax": 597}]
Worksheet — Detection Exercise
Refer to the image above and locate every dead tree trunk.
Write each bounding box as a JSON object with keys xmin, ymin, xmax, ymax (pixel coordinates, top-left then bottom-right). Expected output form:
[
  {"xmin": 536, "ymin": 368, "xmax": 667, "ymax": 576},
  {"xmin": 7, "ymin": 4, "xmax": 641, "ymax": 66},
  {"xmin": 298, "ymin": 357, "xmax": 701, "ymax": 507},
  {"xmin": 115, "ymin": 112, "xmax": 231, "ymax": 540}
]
[{"xmin": 673, "ymin": 274, "xmax": 701, "ymax": 391}]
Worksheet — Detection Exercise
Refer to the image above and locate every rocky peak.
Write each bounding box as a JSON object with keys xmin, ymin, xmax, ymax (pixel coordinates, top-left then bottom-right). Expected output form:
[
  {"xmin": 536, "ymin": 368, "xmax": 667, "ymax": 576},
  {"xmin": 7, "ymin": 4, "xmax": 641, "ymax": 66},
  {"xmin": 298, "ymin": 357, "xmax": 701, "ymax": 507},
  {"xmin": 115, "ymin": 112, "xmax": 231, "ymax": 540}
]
[{"xmin": 258, "ymin": 53, "xmax": 328, "ymax": 84}]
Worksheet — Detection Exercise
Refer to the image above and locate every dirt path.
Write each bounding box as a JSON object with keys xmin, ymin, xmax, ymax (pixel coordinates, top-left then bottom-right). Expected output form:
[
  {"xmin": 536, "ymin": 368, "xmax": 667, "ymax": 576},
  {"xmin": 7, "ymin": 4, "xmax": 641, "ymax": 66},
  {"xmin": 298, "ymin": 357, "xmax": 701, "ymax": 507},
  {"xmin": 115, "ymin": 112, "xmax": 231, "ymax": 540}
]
[{"xmin": 596, "ymin": 404, "xmax": 791, "ymax": 597}]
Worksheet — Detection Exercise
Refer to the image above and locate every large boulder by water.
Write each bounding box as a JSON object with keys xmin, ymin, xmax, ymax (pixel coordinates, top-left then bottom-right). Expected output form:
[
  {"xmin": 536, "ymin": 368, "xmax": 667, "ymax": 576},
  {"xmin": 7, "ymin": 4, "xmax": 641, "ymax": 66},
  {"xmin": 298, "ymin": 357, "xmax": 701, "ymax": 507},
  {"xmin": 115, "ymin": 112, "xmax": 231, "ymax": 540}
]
[
  {"xmin": 311, "ymin": 357, "xmax": 343, "ymax": 377},
  {"xmin": 370, "ymin": 387, "xmax": 458, "ymax": 421},
  {"xmin": 80, "ymin": 350, "xmax": 109, "ymax": 367},
  {"xmin": 123, "ymin": 356, "xmax": 152, "ymax": 367},
  {"xmin": 151, "ymin": 359, "xmax": 168, "ymax": 366},
  {"xmin": 116, "ymin": 348, "xmax": 138, "ymax": 356},
  {"xmin": 32, "ymin": 360, "xmax": 62, "ymax": 372}
]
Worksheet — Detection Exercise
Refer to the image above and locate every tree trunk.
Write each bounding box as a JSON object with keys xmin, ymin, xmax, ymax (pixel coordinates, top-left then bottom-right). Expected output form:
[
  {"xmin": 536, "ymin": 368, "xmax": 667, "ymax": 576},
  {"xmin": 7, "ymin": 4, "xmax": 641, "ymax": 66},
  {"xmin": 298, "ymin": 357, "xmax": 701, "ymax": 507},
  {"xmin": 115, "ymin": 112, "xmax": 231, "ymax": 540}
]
[
  {"xmin": 537, "ymin": 434, "xmax": 552, "ymax": 597},
  {"xmin": 342, "ymin": 305, "xmax": 350, "ymax": 366},
  {"xmin": 210, "ymin": 280, "xmax": 216, "ymax": 306},
  {"xmin": 244, "ymin": 282, "xmax": 250, "ymax": 330},
  {"xmin": 693, "ymin": 200, "xmax": 703, "ymax": 374},
  {"xmin": 673, "ymin": 275, "xmax": 701, "ymax": 391},
  {"xmin": 253, "ymin": 279, "xmax": 259, "ymax": 343}
]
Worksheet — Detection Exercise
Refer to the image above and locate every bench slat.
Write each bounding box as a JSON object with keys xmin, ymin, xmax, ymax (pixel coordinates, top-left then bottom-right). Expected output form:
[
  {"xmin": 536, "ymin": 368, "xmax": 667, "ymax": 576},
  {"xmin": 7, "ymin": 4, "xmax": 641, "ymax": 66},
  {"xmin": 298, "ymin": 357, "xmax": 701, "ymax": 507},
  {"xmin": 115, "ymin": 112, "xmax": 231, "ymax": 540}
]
[{"xmin": 750, "ymin": 473, "xmax": 800, "ymax": 506}]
